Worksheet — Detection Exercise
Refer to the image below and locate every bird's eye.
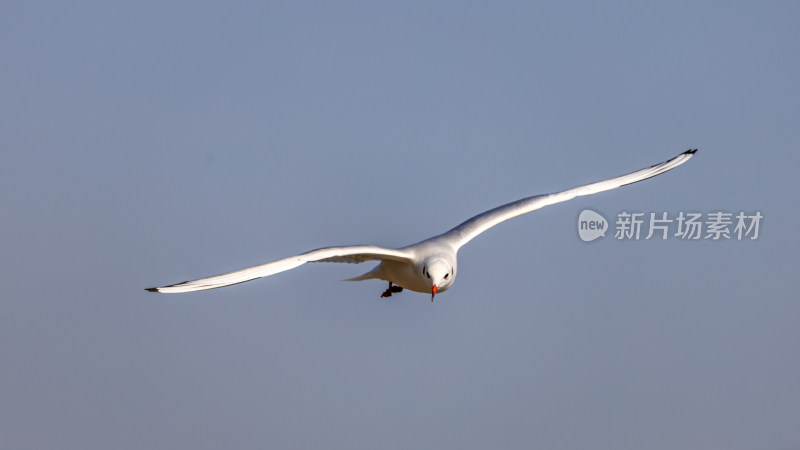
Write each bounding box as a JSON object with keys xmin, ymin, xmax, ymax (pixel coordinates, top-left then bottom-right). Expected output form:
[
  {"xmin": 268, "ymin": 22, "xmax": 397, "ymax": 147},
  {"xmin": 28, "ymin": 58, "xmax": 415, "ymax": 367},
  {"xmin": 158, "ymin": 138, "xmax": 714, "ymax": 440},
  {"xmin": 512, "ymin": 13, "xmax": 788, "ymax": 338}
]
[{"xmin": 444, "ymin": 273, "xmax": 449, "ymax": 279}]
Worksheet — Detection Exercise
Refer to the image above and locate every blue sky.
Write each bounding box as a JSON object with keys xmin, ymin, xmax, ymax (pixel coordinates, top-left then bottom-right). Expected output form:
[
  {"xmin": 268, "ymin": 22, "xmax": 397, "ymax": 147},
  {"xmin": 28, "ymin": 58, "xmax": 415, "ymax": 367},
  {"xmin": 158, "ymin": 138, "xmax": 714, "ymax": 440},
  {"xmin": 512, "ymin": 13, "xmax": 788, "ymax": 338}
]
[{"xmin": 2, "ymin": 2, "xmax": 798, "ymax": 449}]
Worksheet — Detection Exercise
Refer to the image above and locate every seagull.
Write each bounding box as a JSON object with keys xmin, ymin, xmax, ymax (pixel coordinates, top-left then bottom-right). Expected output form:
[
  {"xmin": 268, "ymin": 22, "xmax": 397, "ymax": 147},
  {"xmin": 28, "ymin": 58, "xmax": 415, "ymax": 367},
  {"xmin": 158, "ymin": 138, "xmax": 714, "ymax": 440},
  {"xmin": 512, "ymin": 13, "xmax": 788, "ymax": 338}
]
[{"xmin": 147, "ymin": 149, "xmax": 697, "ymax": 300}]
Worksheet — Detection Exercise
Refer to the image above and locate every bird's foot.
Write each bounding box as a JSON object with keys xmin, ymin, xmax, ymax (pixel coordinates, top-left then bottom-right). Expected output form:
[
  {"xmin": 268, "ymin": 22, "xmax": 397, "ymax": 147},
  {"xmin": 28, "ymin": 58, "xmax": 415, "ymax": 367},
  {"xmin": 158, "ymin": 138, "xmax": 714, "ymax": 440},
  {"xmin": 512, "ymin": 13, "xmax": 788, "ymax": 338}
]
[{"xmin": 381, "ymin": 282, "xmax": 403, "ymax": 299}]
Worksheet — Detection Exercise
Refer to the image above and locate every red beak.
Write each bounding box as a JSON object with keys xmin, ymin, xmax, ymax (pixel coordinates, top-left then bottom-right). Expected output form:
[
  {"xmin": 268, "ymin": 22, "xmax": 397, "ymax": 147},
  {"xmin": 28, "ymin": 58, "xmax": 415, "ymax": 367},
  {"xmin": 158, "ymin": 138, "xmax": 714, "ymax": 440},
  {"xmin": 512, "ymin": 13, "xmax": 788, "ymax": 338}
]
[{"xmin": 431, "ymin": 284, "xmax": 438, "ymax": 302}]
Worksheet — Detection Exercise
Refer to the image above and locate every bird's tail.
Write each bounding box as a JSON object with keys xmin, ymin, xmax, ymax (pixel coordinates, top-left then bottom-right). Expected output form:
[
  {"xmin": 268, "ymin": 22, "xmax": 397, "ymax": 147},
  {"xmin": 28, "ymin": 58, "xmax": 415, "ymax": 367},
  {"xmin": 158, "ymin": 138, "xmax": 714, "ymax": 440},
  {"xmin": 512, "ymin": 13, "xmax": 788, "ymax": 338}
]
[{"xmin": 342, "ymin": 264, "xmax": 381, "ymax": 282}]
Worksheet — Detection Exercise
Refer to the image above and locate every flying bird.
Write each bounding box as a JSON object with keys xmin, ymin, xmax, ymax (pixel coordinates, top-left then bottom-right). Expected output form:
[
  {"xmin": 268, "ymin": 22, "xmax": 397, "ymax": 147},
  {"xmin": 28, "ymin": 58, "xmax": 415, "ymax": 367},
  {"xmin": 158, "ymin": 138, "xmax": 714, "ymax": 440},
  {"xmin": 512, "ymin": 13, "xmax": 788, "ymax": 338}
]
[{"xmin": 147, "ymin": 149, "xmax": 697, "ymax": 300}]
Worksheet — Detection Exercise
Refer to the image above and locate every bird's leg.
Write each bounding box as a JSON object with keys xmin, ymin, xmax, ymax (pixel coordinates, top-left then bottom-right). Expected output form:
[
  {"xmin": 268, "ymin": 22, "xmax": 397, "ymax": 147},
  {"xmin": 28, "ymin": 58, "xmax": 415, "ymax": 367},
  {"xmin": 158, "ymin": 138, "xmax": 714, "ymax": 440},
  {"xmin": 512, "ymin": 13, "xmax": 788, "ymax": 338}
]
[
  {"xmin": 381, "ymin": 282, "xmax": 394, "ymax": 298},
  {"xmin": 381, "ymin": 282, "xmax": 403, "ymax": 298}
]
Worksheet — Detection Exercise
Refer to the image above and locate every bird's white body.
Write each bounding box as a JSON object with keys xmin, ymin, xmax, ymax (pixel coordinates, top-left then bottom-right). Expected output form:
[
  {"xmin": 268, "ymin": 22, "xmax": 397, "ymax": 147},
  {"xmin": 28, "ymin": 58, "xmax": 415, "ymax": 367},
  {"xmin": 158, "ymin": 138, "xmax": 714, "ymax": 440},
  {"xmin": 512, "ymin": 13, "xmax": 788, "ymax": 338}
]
[
  {"xmin": 346, "ymin": 240, "xmax": 458, "ymax": 294},
  {"xmin": 147, "ymin": 150, "xmax": 697, "ymax": 300}
]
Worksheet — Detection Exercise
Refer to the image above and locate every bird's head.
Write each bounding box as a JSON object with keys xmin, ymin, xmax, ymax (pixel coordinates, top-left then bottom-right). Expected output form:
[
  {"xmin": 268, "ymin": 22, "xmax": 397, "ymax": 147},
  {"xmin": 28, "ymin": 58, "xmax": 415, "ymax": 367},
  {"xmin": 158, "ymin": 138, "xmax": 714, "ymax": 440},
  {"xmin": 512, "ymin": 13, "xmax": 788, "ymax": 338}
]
[{"xmin": 422, "ymin": 259, "xmax": 455, "ymax": 301}]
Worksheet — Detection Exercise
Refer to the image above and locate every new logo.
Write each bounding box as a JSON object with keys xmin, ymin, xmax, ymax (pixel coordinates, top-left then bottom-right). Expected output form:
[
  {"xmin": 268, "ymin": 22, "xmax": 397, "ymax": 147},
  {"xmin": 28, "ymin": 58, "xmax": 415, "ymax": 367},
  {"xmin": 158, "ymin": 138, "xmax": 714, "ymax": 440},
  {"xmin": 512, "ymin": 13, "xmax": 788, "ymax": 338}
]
[{"xmin": 578, "ymin": 209, "xmax": 608, "ymax": 242}]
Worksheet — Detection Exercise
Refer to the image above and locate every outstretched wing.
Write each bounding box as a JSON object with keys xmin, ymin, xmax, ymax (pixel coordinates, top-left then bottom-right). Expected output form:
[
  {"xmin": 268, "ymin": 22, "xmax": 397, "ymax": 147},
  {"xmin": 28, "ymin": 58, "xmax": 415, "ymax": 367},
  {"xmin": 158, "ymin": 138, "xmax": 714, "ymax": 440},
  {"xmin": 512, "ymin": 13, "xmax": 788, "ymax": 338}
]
[
  {"xmin": 146, "ymin": 245, "xmax": 413, "ymax": 293},
  {"xmin": 440, "ymin": 149, "xmax": 697, "ymax": 249}
]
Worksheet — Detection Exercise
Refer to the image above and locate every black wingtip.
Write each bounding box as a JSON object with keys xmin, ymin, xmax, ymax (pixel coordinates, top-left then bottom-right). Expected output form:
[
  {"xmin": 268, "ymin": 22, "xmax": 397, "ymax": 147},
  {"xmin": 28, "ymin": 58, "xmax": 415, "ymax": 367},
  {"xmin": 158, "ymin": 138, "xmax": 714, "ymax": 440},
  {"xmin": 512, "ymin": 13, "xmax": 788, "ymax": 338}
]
[
  {"xmin": 145, "ymin": 287, "xmax": 159, "ymax": 293},
  {"xmin": 684, "ymin": 148, "xmax": 698, "ymax": 155}
]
